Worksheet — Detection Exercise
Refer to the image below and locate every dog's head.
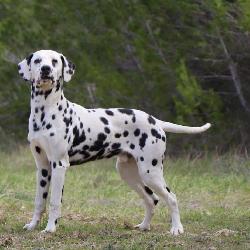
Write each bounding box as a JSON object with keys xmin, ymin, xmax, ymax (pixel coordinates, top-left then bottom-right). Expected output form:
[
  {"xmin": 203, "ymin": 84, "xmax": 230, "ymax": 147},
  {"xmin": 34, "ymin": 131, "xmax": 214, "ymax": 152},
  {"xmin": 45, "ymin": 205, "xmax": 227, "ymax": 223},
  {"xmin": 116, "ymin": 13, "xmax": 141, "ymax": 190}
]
[{"xmin": 18, "ymin": 50, "xmax": 75, "ymax": 90}]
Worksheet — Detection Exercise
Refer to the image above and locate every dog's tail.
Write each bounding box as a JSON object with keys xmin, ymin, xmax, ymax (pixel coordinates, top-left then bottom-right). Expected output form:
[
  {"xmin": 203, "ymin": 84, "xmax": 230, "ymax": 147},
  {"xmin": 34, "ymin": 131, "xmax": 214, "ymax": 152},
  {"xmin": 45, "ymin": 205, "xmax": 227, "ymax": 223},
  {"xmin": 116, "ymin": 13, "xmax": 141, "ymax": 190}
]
[{"xmin": 158, "ymin": 120, "xmax": 211, "ymax": 134}]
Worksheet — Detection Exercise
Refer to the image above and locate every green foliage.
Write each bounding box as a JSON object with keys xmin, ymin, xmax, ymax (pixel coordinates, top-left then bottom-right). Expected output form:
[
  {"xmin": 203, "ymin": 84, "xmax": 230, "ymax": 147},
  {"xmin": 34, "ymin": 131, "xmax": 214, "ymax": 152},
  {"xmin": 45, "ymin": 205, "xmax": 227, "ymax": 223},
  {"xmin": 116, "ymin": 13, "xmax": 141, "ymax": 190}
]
[
  {"xmin": 174, "ymin": 59, "xmax": 223, "ymax": 125},
  {"xmin": 0, "ymin": 0, "xmax": 249, "ymax": 149}
]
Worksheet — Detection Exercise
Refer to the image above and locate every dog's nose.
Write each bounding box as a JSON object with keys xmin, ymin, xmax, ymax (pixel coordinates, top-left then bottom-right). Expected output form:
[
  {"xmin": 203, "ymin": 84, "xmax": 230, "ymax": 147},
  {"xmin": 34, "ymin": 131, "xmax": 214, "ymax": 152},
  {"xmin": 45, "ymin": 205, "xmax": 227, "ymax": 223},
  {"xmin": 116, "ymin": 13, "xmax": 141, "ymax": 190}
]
[{"xmin": 41, "ymin": 65, "xmax": 51, "ymax": 74}]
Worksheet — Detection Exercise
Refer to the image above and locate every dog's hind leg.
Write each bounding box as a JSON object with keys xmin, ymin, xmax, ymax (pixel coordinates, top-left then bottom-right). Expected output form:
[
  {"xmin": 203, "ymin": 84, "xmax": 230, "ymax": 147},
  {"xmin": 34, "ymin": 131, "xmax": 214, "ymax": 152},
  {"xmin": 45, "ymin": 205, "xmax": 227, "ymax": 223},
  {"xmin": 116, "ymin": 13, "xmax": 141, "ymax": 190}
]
[
  {"xmin": 116, "ymin": 154, "xmax": 159, "ymax": 231},
  {"xmin": 137, "ymin": 160, "xmax": 184, "ymax": 235},
  {"xmin": 23, "ymin": 144, "xmax": 51, "ymax": 231}
]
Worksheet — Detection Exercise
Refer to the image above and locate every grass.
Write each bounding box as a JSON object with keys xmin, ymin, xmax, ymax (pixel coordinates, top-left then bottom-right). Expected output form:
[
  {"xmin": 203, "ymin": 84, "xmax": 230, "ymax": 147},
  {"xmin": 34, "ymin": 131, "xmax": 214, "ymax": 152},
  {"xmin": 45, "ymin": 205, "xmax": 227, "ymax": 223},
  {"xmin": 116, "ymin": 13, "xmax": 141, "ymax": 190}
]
[{"xmin": 0, "ymin": 147, "xmax": 249, "ymax": 249}]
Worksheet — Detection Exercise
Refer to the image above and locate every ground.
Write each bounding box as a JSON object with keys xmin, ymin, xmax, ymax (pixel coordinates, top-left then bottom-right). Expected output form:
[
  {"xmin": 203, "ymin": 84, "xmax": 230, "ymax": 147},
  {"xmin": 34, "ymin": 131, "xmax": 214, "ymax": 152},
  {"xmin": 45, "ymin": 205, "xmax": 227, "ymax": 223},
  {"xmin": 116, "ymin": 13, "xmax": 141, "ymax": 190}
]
[{"xmin": 0, "ymin": 147, "xmax": 249, "ymax": 249}]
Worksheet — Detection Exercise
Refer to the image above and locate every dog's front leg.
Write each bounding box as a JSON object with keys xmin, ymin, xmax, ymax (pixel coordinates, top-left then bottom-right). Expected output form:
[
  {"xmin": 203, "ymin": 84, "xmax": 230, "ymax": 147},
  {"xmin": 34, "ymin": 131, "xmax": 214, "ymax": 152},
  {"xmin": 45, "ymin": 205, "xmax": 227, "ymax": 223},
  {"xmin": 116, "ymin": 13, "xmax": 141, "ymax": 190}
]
[
  {"xmin": 41, "ymin": 158, "xmax": 68, "ymax": 233},
  {"xmin": 24, "ymin": 145, "xmax": 51, "ymax": 231}
]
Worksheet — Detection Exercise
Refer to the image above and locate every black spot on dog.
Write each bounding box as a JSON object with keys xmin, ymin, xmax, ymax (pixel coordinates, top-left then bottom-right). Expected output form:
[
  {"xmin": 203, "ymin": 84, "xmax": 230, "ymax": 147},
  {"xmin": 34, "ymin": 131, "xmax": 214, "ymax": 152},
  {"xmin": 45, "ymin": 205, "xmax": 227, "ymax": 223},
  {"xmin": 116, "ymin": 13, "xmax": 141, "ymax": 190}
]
[
  {"xmin": 63, "ymin": 117, "xmax": 72, "ymax": 127},
  {"xmin": 31, "ymin": 85, "xmax": 35, "ymax": 93},
  {"xmin": 35, "ymin": 146, "xmax": 41, "ymax": 154},
  {"xmin": 148, "ymin": 115, "xmax": 156, "ymax": 125},
  {"xmin": 132, "ymin": 115, "xmax": 136, "ymax": 123},
  {"xmin": 58, "ymin": 105, "xmax": 62, "ymax": 111},
  {"xmin": 105, "ymin": 110, "xmax": 114, "ymax": 116},
  {"xmin": 26, "ymin": 53, "xmax": 33, "ymax": 66},
  {"xmin": 118, "ymin": 108, "xmax": 134, "ymax": 115},
  {"xmin": 134, "ymin": 128, "xmax": 140, "ymax": 136},
  {"xmin": 151, "ymin": 129, "xmax": 161, "ymax": 139},
  {"xmin": 154, "ymin": 199, "xmax": 159, "ymax": 205},
  {"xmin": 41, "ymin": 169, "xmax": 48, "ymax": 177},
  {"xmin": 55, "ymin": 219, "xmax": 58, "ymax": 225},
  {"xmin": 106, "ymin": 149, "xmax": 121, "ymax": 158},
  {"xmin": 152, "ymin": 159, "xmax": 158, "ymax": 166},
  {"xmin": 144, "ymin": 186, "xmax": 153, "ymax": 195},
  {"xmin": 100, "ymin": 117, "xmax": 109, "ymax": 125},
  {"xmin": 166, "ymin": 186, "xmax": 171, "ymax": 193},
  {"xmin": 72, "ymin": 126, "xmax": 86, "ymax": 147},
  {"xmin": 140, "ymin": 156, "xmax": 144, "ymax": 161},
  {"xmin": 162, "ymin": 136, "xmax": 166, "ymax": 142},
  {"xmin": 35, "ymin": 107, "xmax": 39, "ymax": 113},
  {"xmin": 96, "ymin": 148, "xmax": 105, "ymax": 158},
  {"xmin": 112, "ymin": 143, "xmax": 121, "ymax": 150},
  {"xmin": 88, "ymin": 128, "xmax": 91, "ymax": 133},
  {"xmin": 53, "ymin": 162, "xmax": 56, "ymax": 168},
  {"xmin": 147, "ymin": 170, "xmax": 150, "ymax": 173},
  {"xmin": 43, "ymin": 192, "xmax": 48, "ymax": 199},
  {"xmin": 61, "ymin": 186, "xmax": 64, "ymax": 203},
  {"xmin": 50, "ymin": 132, "xmax": 55, "ymax": 136},
  {"xmin": 125, "ymin": 120, "xmax": 128, "ymax": 124},
  {"xmin": 46, "ymin": 123, "xmax": 52, "ymax": 130},
  {"xmin": 40, "ymin": 112, "xmax": 45, "ymax": 122},
  {"xmin": 59, "ymin": 161, "xmax": 62, "ymax": 166},
  {"xmin": 130, "ymin": 144, "xmax": 135, "ymax": 149},
  {"xmin": 55, "ymin": 81, "xmax": 60, "ymax": 92},
  {"xmin": 104, "ymin": 127, "xmax": 110, "ymax": 134},
  {"xmin": 115, "ymin": 133, "xmax": 121, "ymax": 138},
  {"xmin": 139, "ymin": 133, "xmax": 148, "ymax": 149},
  {"xmin": 123, "ymin": 131, "xmax": 129, "ymax": 137},
  {"xmin": 52, "ymin": 114, "xmax": 56, "ymax": 120},
  {"xmin": 48, "ymin": 175, "xmax": 51, "ymax": 181},
  {"xmin": 33, "ymin": 122, "xmax": 39, "ymax": 132},
  {"xmin": 89, "ymin": 133, "xmax": 107, "ymax": 151},
  {"xmin": 40, "ymin": 180, "xmax": 47, "ymax": 187},
  {"xmin": 64, "ymin": 108, "xmax": 67, "ymax": 114},
  {"xmin": 83, "ymin": 145, "xmax": 89, "ymax": 150}
]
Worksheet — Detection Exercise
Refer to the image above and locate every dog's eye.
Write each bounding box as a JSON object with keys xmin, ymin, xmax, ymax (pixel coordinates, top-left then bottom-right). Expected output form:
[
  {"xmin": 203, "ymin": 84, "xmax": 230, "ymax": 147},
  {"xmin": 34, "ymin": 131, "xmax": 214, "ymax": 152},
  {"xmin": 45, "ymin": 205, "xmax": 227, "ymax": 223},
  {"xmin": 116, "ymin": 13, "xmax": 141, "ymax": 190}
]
[
  {"xmin": 52, "ymin": 59, "xmax": 58, "ymax": 65},
  {"xmin": 34, "ymin": 59, "xmax": 41, "ymax": 64}
]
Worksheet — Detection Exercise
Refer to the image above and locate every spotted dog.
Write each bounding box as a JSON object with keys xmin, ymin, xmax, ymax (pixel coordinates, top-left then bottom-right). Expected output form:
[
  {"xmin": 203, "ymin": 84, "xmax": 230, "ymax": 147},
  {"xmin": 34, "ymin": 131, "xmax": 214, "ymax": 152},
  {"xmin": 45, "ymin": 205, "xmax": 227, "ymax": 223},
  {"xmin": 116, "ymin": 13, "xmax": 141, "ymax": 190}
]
[{"xmin": 18, "ymin": 50, "xmax": 211, "ymax": 234}]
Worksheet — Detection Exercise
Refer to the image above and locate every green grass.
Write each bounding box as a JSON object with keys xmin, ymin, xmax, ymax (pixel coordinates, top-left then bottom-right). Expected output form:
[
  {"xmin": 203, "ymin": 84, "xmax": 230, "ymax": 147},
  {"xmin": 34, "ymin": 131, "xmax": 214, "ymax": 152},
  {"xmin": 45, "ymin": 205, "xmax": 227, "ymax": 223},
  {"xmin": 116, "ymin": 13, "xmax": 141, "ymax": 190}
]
[{"xmin": 0, "ymin": 147, "xmax": 249, "ymax": 249}]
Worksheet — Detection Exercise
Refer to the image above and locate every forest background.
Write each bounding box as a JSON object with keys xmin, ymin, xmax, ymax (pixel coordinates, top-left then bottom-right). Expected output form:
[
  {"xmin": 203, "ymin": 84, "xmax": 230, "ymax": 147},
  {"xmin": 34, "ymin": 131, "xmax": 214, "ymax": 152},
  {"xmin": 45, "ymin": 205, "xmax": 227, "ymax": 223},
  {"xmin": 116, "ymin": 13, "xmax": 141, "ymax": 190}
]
[{"xmin": 0, "ymin": 0, "xmax": 250, "ymax": 154}]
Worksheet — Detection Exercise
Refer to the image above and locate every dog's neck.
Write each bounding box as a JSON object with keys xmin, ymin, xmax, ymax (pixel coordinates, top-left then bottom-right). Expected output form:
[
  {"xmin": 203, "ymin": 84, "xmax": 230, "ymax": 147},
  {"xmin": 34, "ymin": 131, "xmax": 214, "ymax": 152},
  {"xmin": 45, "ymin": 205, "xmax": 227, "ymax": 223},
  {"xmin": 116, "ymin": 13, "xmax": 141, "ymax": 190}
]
[{"xmin": 30, "ymin": 78, "xmax": 66, "ymax": 112}]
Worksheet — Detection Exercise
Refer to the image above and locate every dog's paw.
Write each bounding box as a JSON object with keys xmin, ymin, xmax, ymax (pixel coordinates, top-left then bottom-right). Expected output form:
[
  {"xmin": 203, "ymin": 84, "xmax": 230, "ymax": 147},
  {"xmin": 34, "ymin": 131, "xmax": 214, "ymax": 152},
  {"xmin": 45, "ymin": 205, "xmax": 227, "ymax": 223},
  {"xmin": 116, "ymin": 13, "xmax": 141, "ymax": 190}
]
[
  {"xmin": 134, "ymin": 223, "xmax": 150, "ymax": 231},
  {"xmin": 23, "ymin": 221, "xmax": 38, "ymax": 231},
  {"xmin": 41, "ymin": 226, "xmax": 56, "ymax": 234},
  {"xmin": 170, "ymin": 224, "xmax": 184, "ymax": 236}
]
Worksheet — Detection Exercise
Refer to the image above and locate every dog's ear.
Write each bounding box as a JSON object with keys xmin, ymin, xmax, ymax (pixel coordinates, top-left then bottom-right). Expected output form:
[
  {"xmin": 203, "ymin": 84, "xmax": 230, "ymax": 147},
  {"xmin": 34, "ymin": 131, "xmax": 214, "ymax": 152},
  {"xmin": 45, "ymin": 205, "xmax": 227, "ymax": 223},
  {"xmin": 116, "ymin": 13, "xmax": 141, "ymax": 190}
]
[
  {"xmin": 18, "ymin": 54, "xmax": 33, "ymax": 81},
  {"xmin": 60, "ymin": 55, "xmax": 75, "ymax": 82}
]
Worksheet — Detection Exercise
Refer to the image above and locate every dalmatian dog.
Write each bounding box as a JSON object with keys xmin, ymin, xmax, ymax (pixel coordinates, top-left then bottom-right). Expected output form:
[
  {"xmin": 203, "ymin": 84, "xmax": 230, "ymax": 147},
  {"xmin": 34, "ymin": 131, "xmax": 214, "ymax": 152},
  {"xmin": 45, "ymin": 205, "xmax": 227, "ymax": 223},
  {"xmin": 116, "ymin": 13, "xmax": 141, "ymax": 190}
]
[{"xmin": 18, "ymin": 50, "xmax": 211, "ymax": 234}]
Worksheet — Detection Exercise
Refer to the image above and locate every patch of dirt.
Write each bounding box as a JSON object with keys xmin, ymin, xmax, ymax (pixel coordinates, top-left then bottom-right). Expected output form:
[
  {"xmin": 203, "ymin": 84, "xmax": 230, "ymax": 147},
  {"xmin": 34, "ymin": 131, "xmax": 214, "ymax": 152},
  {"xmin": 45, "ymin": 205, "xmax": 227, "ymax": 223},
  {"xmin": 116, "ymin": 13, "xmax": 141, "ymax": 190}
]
[
  {"xmin": 123, "ymin": 220, "xmax": 134, "ymax": 230},
  {"xmin": 193, "ymin": 231, "xmax": 212, "ymax": 243},
  {"xmin": 0, "ymin": 236, "xmax": 13, "ymax": 247},
  {"xmin": 214, "ymin": 228, "xmax": 238, "ymax": 237}
]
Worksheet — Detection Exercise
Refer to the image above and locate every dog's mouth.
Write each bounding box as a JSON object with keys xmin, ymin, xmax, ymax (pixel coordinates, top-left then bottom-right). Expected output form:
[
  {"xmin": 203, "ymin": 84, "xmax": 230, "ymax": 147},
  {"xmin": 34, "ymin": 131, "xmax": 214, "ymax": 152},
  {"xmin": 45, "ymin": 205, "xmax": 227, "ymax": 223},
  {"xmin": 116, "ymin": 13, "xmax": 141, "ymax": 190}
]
[{"xmin": 37, "ymin": 76, "xmax": 54, "ymax": 90}]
